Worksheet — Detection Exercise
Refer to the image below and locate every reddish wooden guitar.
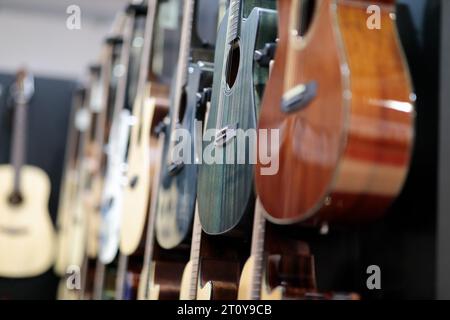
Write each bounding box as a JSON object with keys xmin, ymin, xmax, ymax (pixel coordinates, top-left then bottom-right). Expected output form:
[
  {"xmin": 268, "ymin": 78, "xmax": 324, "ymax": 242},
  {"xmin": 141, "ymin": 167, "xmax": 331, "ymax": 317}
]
[{"xmin": 255, "ymin": 0, "xmax": 415, "ymax": 224}]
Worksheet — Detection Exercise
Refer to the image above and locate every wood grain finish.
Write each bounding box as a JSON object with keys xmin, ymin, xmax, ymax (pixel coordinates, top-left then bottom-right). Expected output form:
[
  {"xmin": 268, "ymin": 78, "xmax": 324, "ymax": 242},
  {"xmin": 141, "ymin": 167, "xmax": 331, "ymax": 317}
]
[
  {"xmin": 197, "ymin": 1, "xmax": 277, "ymax": 235},
  {"xmin": 255, "ymin": 0, "xmax": 415, "ymax": 224}
]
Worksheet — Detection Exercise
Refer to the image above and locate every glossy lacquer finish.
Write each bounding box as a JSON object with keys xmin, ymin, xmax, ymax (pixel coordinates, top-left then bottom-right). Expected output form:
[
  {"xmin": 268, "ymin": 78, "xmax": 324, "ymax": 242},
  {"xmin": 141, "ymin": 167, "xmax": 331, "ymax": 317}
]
[
  {"xmin": 255, "ymin": 0, "xmax": 415, "ymax": 224},
  {"xmin": 198, "ymin": 1, "xmax": 277, "ymax": 235}
]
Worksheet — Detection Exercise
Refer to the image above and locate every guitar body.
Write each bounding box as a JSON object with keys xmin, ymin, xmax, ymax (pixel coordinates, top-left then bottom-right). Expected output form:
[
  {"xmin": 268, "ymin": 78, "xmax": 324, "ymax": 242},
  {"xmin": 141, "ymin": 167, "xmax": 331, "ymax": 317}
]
[
  {"xmin": 120, "ymin": 95, "xmax": 155, "ymax": 255},
  {"xmin": 99, "ymin": 109, "xmax": 131, "ymax": 264},
  {"xmin": 255, "ymin": 0, "xmax": 415, "ymax": 224},
  {"xmin": 0, "ymin": 165, "xmax": 55, "ymax": 277},
  {"xmin": 156, "ymin": 62, "xmax": 214, "ymax": 249},
  {"xmin": 237, "ymin": 255, "xmax": 254, "ymax": 299},
  {"xmin": 179, "ymin": 260, "xmax": 194, "ymax": 300},
  {"xmin": 198, "ymin": 4, "xmax": 277, "ymax": 235}
]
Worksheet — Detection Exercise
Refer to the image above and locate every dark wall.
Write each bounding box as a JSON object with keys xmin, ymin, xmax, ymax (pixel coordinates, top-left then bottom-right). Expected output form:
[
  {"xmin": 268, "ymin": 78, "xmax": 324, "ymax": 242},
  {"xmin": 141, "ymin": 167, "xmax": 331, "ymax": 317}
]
[{"xmin": 0, "ymin": 73, "xmax": 76, "ymax": 299}]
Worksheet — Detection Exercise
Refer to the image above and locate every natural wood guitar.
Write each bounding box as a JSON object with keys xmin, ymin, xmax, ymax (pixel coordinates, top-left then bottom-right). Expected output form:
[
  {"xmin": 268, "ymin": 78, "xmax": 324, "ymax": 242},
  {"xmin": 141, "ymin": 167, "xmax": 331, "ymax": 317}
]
[{"xmin": 255, "ymin": 0, "xmax": 415, "ymax": 224}]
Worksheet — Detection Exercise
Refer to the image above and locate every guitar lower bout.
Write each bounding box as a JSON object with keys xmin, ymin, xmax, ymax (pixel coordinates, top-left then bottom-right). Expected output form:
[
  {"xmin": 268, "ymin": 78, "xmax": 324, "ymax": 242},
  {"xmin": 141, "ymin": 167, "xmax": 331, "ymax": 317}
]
[{"xmin": 0, "ymin": 165, "xmax": 56, "ymax": 277}]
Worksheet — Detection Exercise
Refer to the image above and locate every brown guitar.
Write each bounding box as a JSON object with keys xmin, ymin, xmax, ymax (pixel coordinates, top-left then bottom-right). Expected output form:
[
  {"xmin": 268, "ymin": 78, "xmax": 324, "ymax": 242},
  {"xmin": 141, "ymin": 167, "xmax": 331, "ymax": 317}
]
[{"xmin": 255, "ymin": 0, "xmax": 415, "ymax": 224}]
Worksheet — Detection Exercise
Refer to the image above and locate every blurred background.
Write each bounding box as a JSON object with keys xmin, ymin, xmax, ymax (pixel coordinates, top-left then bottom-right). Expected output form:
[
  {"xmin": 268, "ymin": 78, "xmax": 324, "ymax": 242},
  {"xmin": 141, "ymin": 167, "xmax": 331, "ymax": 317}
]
[{"xmin": 0, "ymin": 0, "xmax": 129, "ymax": 79}]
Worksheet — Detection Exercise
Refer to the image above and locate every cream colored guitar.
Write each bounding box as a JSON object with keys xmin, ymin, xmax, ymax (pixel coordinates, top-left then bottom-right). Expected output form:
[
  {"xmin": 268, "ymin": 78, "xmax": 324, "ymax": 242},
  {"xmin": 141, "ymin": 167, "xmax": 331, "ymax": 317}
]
[
  {"xmin": 0, "ymin": 70, "xmax": 55, "ymax": 278},
  {"xmin": 120, "ymin": 92, "xmax": 155, "ymax": 255},
  {"xmin": 119, "ymin": 0, "xmax": 158, "ymax": 256}
]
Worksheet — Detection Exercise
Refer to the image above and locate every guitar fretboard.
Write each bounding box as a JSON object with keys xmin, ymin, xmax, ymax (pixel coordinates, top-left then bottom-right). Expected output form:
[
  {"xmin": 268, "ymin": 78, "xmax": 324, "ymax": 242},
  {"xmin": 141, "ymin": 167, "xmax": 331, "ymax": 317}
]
[
  {"xmin": 250, "ymin": 199, "xmax": 266, "ymax": 300},
  {"xmin": 227, "ymin": 0, "xmax": 241, "ymax": 44},
  {"xmin": 188, "ymin": 206, "xmax": 202, "ymax": 299},
  {"xmin": 167, "ymin": 0, "xmax": 196, "ymax": 163},
  {"xmin": 10, "ymin": 101, "xmax": 27, "ymax": 193},
  {"xmin": 137, "ymin": 0, "xmax": 157, "ymax": 95}
]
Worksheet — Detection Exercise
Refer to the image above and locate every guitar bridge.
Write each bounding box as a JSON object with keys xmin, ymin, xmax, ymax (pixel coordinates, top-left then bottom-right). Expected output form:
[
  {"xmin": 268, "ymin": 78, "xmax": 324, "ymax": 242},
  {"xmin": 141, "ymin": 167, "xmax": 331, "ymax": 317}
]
[
  {"xmin": 167, "ymin": 159, "xmax": 185, "ymax": 176},
  {"xmin": 281, "ymin": 81, "xmax": 317, "ymax": 114},
  {"xmin": 214, "ymin": 124, "xmax": 238, "ymax": 147},
  {"xmin": 0, "ymin": 225, "xmax": 28, "ymax": 236}
]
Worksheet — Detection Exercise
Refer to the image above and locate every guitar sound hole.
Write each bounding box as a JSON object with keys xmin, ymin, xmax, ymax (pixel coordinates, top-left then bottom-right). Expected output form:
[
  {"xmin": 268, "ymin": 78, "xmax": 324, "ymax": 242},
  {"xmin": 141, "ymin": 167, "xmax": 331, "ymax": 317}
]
[
  {"xmin": 297, "ymin": 0, "xmax": 316, "ymax": 37},
  {"xmin": 225, "ymin": 40, "xmax": 240, "ymax": 89},
  {"xmin": 178, "ymin": 90, "xmax": 187, "ymax": 124},
  {"xmin": 8, "ymin": 191, "xmax": 23, "ymax": 206}
]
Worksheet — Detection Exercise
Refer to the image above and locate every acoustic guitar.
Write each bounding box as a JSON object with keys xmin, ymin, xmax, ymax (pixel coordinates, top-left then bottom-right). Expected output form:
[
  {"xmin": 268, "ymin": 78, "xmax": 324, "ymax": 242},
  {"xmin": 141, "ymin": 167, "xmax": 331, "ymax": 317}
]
[
  {"xmin": 115, "ymin": 0, "xmax": 185, "ymax": 300},
  {"xmin": 58, "ymin": 60, "xmax": 111, "ymax": 299},
  {"xmin": 138, "ymin": 0, "xmax": 226, "ymax": 300},
  {"xmin": 197, "ymin": 0, "xmax": 277, "ymax": 235},
  {"xmin": 0, "ymin": 70, "xmax": 56, "ymax": 278},
  {"xmin": 80, "ymin": 55, "xmax": 115, "ymax": 299},
  {"xmin": 255, "ymin": 0, "xmax": 415, "ymax": 224},
  {"xmin": 56, "ymin": 88, "xmax": 98, "ymax": 299},
  {"xmin": 98, "ymin": 13, "xmax": 137, "ymax": 264},
  {"xmin": 119, "ymin": 0, "xmax": 158, "ymax": 256},
  {"xmin": 56, "ymin": 14, "xmax": 129, "ymax": 299},
  {"xmin": 96, "ymin": 6, "xmax": 145, "ymax": 299},
  {"xmin": 56, "ymin": 90, "xmax": 87, "ymax": 300},
  {"xmin": 154, "ymin": 0, "xmax": 218, "ymax": 251},
  {"xmin": 176, "ymin": 62, "xmax": 215, "ymax": 299},
  {"xmin": 136, "ymin": 0, "xmax": 199, "ymax": 300}
]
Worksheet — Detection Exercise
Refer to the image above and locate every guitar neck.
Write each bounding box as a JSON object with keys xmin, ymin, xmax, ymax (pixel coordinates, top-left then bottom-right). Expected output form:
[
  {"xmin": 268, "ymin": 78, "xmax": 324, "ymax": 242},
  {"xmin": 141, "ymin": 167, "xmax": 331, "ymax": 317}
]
[
  {"xmin": 227, "ymin": 0, "xmax": 242, "ymax": 44},
  {"xmin": 168, "ymin": 0, "xmax": 195, "ymax": 135},
  {"xmin": 188, "ymin": 208, "xmax": 203, "ymax": 299},
  {"xmin": 249, "ymin": 200, "xmax": 266, "ymax": 300},
  {"xmin": 10, "ymin": 101, "xmax": 27, "ymax": 193},
  {"xmin": 137, "ymin": 0, "xmax": 157, "ymax": 95}
]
